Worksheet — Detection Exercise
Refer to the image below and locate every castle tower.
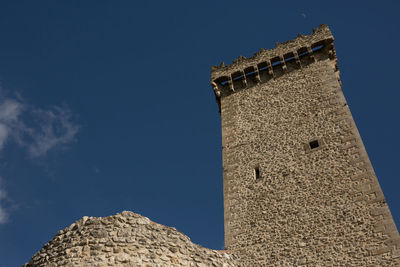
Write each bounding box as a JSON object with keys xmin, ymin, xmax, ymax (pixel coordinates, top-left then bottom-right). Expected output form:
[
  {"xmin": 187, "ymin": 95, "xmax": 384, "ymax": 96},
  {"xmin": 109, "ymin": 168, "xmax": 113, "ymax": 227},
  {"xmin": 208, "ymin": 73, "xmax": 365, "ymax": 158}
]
[{"xmin": 211, "ymin": 25, "xmax": 400, "ymax": 266}]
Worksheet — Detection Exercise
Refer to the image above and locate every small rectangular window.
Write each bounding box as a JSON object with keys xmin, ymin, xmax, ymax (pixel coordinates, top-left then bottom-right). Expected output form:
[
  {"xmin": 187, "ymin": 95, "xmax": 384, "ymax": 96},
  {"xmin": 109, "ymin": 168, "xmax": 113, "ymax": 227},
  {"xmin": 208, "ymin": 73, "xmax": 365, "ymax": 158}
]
[
  {"xmin": 309, "ymin": 140, "xmax": 319, "ymax": 149},
  {"xmin": 254, "ymin": 167, "xmax": 260, "ymax": 179}
]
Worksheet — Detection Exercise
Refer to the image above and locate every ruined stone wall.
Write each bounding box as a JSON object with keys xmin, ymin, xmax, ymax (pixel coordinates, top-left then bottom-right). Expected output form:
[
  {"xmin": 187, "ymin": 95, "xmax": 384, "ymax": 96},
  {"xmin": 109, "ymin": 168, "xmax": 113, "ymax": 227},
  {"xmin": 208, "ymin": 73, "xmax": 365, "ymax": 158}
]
[
  {"xmin": 24, "ymin": 211, "xmax": 236, "ymax": 267},
  {"xmin": 212, "ymin": 25, "xmax": 400, "ymax": 266}
]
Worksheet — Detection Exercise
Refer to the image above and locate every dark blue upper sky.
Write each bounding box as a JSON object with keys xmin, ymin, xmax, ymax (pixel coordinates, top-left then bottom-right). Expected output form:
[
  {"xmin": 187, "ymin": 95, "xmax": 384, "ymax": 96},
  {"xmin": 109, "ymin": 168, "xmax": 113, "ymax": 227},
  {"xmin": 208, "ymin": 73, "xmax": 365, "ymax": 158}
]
[{"xmin": 0, "ymin": 1, "xmax": 399, "ymax": 266}]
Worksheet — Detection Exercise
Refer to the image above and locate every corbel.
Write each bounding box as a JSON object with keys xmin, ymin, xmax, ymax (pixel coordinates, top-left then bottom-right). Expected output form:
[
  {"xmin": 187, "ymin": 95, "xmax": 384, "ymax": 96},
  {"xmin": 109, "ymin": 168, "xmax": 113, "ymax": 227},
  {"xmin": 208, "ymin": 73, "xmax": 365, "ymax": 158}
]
[
  {"xmin": 267, "ymin": 60, "xmax": 274, "ymax": 77},
  {"xmin": 280, "ymin": 55, "xmax": 287, "ymax": 72},
  {"xmin": 293, "ymin": 51, "xmax": 301, "ymax": 67},
  {"xmin": 240, "ymin": 70, "xmax": 247, "ymax": 88},
  {"xmin": 307, "ymin": 46, "xmax": 315, "ymax": 62},
  {"xmin": 254, "ymin": 66, "xmax": 261, "ymax": 84}
]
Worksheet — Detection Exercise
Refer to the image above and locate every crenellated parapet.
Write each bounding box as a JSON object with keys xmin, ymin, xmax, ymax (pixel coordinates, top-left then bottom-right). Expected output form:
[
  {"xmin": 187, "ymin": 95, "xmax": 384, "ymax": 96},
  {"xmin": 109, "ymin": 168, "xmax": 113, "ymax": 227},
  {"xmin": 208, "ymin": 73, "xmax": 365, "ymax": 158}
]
[
  {"xmin": 210, "ymin": 24, "xmax": 337, "ymax": 106},
  {"xmin": 216, "ymin": 25, "xmax": 400, "ymax": 266}
]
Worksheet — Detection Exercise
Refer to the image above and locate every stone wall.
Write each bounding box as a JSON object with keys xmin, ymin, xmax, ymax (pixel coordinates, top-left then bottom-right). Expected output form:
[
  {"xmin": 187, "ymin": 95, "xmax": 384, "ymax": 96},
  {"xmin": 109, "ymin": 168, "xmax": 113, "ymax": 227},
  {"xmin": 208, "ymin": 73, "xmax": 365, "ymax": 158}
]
[
  {"xmin": 213, "ymin": 25, "xmax": 400, "ymax": 265},
  {"xmin": 24, "ymin": 211, "xmax": 236, "ymax": 267}
]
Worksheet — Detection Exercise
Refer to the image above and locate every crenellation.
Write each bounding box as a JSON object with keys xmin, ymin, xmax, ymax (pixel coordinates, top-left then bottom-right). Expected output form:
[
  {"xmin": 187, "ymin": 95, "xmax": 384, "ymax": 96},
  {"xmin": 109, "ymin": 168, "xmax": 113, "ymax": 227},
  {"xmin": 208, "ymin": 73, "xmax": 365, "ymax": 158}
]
[
  {"xmin": 216, "ymin": 25, "xmax": 400, "ymax": 266},
  {"xmin": 211, "ymin": 25, "xmax": 333, "ymax": 78},
  {"xmin": 211, "ymin": 24, "xmax": 332, "ymax": 74},
  {"xmin": 211, "ymin": 40, "xmax": 335, "ymax": 106}
]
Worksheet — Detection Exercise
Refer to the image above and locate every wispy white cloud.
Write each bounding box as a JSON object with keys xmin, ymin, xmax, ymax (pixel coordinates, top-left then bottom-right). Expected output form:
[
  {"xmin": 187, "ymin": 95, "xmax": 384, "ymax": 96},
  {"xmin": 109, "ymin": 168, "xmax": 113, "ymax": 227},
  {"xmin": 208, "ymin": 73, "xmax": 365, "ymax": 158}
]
[
  {"xmin": 0, "ymin": 93, "xmax": 80, "ymax": 157},
  {"xmin": 0, "ymin": 177, "xmax": 8, "ymax": 224},
  {"xmin": 301, "ymin": 13, "xmax": 307, "ymax": 19},
  {"xmin": 0, "ymin": 124, "xmax": 9, "ymax": 150},
  {"xmin": 26, "ymin": 106, "xmax": 80, "ymax": 157},
  {"xmin": 0, "ymin": 99, "xmax": 23, "ymax": 150},
  {"xmin": 0, "ymin": 90, "xmax": 80, "ymax": 224},
  {"xmin": 0, "ymin": 99, "xmax": 22, "ymax": 123}
]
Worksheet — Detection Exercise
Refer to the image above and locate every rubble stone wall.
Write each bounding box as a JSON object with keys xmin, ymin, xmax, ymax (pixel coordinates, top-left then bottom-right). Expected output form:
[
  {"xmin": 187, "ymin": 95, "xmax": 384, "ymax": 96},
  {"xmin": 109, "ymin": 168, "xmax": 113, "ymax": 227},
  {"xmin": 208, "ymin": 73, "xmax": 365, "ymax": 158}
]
[{"xmin": 24, "ymin": 211, "xmax": 236, "ymax": 267}]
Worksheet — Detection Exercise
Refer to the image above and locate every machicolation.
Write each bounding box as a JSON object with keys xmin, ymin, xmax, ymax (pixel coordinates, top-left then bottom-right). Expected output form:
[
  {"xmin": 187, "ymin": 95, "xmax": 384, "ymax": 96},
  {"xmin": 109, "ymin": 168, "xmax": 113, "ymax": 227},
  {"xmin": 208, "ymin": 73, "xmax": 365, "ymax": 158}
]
[{"xmin": 25, "ymin": 24, "xmax": 400, "ymax": 267}]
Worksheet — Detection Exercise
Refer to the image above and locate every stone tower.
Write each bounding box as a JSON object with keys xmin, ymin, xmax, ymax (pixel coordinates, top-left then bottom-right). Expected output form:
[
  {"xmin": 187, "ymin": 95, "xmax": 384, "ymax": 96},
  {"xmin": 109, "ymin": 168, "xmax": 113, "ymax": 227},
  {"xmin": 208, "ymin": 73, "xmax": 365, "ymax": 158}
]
[{"xmin": 211, "ymin": 25, "xmax": 400, "ymax": 266}]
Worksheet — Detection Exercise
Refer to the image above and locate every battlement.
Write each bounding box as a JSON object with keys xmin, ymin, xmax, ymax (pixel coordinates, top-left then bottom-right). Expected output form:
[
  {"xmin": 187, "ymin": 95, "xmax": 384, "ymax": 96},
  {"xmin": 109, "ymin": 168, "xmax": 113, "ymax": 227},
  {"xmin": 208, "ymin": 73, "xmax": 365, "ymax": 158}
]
[
  {"xmin": 210, "ymin": 24, "xmax": 336, "ymax": 104},
  {"xmin": 216, "ymin": 26, "xmax": 400, "ymax": 266}
]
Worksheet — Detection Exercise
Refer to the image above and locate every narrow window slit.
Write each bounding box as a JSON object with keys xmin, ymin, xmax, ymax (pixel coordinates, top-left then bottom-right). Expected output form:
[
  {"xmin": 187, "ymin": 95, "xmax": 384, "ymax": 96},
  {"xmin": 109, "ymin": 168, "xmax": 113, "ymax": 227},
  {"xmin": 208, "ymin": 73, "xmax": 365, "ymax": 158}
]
[{"xmin": 254, "ymin": 167, "xmax": 261, "ymax": 180}]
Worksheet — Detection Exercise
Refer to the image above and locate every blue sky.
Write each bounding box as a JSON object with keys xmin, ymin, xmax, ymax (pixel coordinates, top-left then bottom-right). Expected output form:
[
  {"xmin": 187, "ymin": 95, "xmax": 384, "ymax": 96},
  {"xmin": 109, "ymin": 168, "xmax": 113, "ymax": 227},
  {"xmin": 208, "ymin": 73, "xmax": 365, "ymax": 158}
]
[{"xmin": 0, "ymin": 1, "xmax": 399, "ymax": 266}]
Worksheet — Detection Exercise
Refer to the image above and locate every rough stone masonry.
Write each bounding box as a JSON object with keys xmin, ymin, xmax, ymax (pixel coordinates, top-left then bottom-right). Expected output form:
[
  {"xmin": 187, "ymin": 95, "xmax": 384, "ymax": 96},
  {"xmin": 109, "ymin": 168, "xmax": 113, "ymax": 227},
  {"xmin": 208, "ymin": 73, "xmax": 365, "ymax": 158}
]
[
  {"xmin": 25, "ymin": 25, "xmax": 400, "ymax": 266},
  {"xmin": 23, "ymin": 211, "xmax": 236, "ymax": 266},
  {"xmin": 211, "ymin": 24, "xmax": 400, "ymax": 266}
]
